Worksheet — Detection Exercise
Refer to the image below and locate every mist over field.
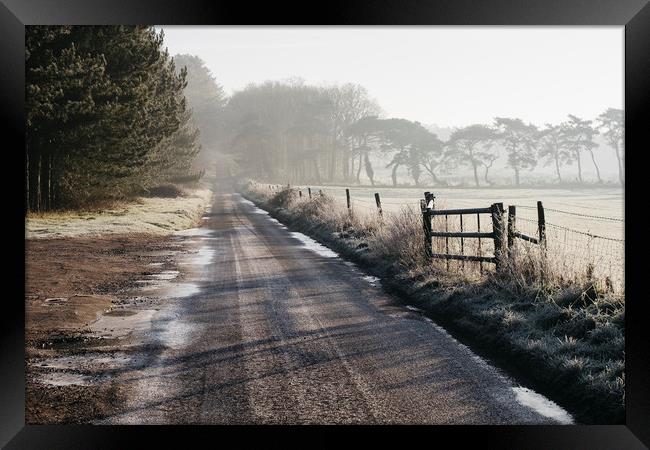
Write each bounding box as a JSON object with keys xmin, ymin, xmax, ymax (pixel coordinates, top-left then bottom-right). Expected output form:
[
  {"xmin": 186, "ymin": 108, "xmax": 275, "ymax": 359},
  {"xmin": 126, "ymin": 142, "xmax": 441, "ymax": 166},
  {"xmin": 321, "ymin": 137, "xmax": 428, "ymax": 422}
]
[{"xmin": 159, "ymin": 26, "xmax": 624, "ymax": 188}]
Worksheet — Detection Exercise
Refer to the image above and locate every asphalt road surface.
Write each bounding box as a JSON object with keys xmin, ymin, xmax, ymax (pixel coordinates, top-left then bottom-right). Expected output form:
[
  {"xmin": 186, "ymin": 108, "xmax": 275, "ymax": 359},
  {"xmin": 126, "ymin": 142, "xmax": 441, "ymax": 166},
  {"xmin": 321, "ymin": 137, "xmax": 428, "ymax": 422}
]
[{"xmin": 100, "ymin": 188, "xmax": 566, "ymax": 425}]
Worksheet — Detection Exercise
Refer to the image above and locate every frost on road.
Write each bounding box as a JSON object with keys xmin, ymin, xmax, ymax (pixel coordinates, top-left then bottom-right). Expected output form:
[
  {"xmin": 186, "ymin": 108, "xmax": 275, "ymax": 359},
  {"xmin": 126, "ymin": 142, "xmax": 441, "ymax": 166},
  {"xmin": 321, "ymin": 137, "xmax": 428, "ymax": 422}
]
[{"xmin": 98, "ymin": 191, "xmax": 572, "ymax": 425}]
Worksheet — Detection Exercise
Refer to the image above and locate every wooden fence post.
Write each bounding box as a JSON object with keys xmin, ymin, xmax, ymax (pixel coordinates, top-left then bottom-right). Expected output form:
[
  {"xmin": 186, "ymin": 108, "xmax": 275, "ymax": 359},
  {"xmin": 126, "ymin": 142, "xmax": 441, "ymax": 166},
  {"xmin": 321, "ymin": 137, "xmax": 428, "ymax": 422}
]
[
  {"xmin": 421, "ymin": 199, "xmax": 432, "ymax": 258},
  {"xmin": 308, "ymin": 188, "xmax": 312, "ymax": 199},
  {"xmin": 374, "ymin": 193, "xmax": 383, "ymax": 218},
  {"xmin": 460, "ymin": 213, "xmax": 465, "ymax": 270},
  {"xmin": 491, "ymin": 202, "xmax": 505, "ymax": 270},
  {"xmin": 477, "ymin": 212, "xmax": 483, "ymax": 274},
  {"xmin": 507, "ymin": 205, "xmax": 517, "ymax": 255},
  {"xmin": 346, "ymin": 188, "xmax": 351, "ymax": 211},
  {"xmin": 537, "ymin": 201, "xmax": 546, "ymax": 246},
  {"xmin": 445, "ymin": 213, "xmax": 450, "ymax": 270},
  {"xmin": 424, "ymin": 191, "xmax": 435, "ymax": 209}
]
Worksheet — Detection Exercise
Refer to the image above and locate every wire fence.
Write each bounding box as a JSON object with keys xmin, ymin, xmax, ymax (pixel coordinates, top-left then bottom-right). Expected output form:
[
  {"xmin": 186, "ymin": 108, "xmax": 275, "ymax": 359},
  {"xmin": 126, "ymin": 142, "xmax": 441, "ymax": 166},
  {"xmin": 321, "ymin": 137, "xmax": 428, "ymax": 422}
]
[
  {"xmin": 512, "ymin": 207, "xmax": 624, "ymax": 292},
  {"xmin": 257, "ymin": 182, "xmax": 624, "ymax": 292}
]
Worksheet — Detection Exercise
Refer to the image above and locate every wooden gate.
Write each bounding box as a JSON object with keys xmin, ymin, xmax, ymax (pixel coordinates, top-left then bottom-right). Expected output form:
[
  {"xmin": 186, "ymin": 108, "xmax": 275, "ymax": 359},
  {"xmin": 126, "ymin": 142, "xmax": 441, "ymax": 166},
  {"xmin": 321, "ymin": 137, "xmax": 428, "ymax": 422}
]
[{"xmin": 421, "ymin": 192, "xmax": 546, "ymax": 271}]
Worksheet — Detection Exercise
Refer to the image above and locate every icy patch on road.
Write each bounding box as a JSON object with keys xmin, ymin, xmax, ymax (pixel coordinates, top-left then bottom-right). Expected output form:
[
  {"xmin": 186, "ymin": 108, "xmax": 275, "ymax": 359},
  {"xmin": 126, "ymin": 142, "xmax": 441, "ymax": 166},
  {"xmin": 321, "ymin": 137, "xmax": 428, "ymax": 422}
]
[
  {"xmin": 157, "ymin": 316, "xmax": 195, "ymax": 349},
  {"xmin": 406, "ymin": 305, "xmax": 423, "ymax": 313},
  {"xmin": 289, "ymin": 232, "xmax": 339, "ymax": 258},
  {"xmin": 513, "ymin": 387, "xmax": 573, "ymax": 424},
  {"xmin": 239, "ymin": 196, "xmax": 270, "ymax": 215},
  {"xmin": 268, "ymin": 217, "xmax": 288, "ymax": 229},
  {"xmin": 237, "ymin": 195, "xmax": 258, "ymax": 208},
  {"xmin": 180, "ymin": 247, "xmax": 215, "ymax": 266},
  {"xmin": 342, "ymin": 261, "xmax": 382, "ymax": 287},
  {"xmin": 167, "ymin": 283, "xmax": 200, "ymax": 299},
  {"xmin": 362, "ymin": 275, "xmax": 381, "ymax": 286}
]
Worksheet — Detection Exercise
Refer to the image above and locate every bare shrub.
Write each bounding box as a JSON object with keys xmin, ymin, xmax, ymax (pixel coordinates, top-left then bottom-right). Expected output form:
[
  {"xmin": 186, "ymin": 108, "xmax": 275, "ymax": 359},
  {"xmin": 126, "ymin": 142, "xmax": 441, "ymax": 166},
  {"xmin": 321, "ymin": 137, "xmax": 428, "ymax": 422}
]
[{"xmin": 268, "ymin": 188, "xmax": 299, "ymax": 209}]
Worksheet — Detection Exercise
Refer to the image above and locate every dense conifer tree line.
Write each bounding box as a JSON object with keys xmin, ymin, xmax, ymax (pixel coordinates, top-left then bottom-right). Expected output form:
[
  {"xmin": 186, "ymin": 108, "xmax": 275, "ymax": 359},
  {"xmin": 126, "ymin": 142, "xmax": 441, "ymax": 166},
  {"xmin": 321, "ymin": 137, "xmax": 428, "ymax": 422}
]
[{"xmin": 26, "ymin": 26, "xmax": 200, "ymax": 212}]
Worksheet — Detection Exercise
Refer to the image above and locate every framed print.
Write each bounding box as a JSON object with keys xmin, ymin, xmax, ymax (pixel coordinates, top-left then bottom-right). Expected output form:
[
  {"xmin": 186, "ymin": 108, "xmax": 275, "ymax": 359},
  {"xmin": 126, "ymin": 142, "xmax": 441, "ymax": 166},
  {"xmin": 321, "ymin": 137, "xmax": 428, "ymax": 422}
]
[{"xmin": 2, "ymin": 0, "xmax": 649, "ymax": 448}]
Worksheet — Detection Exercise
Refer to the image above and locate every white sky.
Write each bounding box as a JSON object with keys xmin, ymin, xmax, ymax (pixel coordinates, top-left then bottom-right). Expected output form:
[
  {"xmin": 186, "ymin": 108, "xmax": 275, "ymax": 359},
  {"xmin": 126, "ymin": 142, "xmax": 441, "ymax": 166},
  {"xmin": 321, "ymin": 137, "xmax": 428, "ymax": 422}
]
[{"xmin": 158, "ymin": 26, "xmax": 623, "ymax": 129}]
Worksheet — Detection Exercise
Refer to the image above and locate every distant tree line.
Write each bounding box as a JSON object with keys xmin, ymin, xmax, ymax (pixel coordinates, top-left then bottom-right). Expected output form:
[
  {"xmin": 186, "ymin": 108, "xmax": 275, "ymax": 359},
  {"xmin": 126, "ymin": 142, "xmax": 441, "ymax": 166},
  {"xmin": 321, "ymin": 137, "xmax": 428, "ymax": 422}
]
[
  {"xmin": 221, "ymin": 80, "xmax": 381, "ymax": 184},
  {"xmin": 26, "ymin": 26, "xmax": 201, "ymax": 212},
  {"xmin": 214, "ymin": 78, "xmax": 623, "ymax": 187}
]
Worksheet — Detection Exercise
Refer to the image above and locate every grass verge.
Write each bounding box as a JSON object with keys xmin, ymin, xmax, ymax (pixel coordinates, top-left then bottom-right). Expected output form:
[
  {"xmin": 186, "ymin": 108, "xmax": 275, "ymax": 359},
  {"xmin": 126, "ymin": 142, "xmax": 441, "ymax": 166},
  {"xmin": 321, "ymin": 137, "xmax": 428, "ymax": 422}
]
[
  {"xmin": 241, "ymin": 182, "xmax": 624, "ymax": 424},
  {"xmin": 26, "ymin": 187, "xmax": 212, "ymax": 239}
]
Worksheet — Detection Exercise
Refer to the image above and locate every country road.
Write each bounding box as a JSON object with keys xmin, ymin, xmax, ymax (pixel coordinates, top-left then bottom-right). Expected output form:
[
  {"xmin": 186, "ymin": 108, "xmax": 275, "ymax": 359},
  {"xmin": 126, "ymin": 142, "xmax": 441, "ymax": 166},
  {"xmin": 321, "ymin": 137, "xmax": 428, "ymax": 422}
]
[{"xmin": 98, "ymin": 186, "xmax": 570, "ymax": 425}]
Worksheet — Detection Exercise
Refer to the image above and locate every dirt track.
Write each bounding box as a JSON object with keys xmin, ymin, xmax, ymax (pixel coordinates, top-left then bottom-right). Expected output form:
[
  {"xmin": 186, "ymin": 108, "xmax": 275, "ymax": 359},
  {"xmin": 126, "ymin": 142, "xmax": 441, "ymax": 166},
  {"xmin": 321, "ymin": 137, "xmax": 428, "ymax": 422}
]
[{"xmin": 91, "ymin": 187, "xmax": 567, "ymax": 424}]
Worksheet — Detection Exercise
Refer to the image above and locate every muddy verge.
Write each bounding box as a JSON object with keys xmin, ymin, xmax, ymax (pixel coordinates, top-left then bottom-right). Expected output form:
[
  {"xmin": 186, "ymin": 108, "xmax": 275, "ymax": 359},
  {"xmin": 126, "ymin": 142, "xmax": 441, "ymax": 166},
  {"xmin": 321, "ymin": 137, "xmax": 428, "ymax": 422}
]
[{"xmin": 25, "ymin": 234, "xmax": 189, "ymax": 423}]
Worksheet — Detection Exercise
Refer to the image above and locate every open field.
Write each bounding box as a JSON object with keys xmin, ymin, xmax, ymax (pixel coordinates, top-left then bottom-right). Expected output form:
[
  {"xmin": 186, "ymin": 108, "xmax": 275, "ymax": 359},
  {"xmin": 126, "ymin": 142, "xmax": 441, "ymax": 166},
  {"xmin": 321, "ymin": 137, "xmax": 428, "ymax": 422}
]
[{"xmin": 267, "ymin": 184, "xmax": 624, "ymax": 292}]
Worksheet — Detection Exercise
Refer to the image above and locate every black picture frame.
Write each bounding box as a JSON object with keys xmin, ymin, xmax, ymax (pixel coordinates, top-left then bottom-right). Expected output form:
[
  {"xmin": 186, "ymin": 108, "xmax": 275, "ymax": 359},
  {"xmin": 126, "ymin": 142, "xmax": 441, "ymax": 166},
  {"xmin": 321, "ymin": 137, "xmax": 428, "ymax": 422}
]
[{"xmin": 2, "ymin": 0, "xmax": 649, "ymax": 447}]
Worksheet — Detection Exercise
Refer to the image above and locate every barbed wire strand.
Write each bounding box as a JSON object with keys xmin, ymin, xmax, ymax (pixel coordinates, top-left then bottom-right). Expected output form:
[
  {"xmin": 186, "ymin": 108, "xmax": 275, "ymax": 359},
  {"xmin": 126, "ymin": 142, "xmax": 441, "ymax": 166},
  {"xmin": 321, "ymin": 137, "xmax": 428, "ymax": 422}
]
[{"xmin": 513, "ymin": 204, "xmax": 623, "ymax": 222}]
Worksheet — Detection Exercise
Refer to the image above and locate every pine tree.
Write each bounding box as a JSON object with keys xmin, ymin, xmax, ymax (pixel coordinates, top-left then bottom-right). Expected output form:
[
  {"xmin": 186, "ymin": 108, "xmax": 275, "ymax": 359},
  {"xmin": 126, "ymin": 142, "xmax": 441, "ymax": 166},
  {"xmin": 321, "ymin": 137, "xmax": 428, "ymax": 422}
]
[{"xmin": 26, "ymin": 26, "xmax": 200, "ymax": 211}]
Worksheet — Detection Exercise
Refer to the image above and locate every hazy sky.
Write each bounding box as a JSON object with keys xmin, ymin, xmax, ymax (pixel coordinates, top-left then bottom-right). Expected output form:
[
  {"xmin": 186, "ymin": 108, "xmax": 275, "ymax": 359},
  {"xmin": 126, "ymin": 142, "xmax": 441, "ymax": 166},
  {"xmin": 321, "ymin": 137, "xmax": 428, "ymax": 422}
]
[{"xmin": 158, "ymin": 26, "xmax": 623, "ymax": 128}]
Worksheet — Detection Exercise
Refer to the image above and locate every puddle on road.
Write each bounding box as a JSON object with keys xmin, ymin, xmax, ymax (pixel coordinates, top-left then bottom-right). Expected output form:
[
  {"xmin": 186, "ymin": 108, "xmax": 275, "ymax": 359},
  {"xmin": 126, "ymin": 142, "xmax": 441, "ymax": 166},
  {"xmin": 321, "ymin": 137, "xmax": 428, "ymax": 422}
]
[
  {"xmin": 150, "ymin": 270, "xmax": 180, "ymax": 280},
  {"xmin": 38, "ymin": 353, "xmax": 132, "ymax": 370},
  {"xmin": 35, "ymin": 352, "xmax": 149, "ymax": 387},
  {"xmin": 38, "ymin": 372, "xmax": 101, "ymax": 387},
  {"xmin": 90, "ymin": 309, "xmax": 158, "ymax": 339},
  {"xmin": 180, "ymin": 247, "xmax": 215, "ymax": 266},
  {"xmin": 104, "ymin": 309, "xmax": 137, "ymax": 317}
]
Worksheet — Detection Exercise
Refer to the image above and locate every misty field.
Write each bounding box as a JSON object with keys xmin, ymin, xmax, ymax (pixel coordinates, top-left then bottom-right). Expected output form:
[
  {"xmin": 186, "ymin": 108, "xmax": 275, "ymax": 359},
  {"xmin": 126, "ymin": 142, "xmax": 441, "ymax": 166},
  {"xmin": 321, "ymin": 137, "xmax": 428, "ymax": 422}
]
[{"xmin": 277, "ymin": 184, "xmax": 624, "ymax": 292}]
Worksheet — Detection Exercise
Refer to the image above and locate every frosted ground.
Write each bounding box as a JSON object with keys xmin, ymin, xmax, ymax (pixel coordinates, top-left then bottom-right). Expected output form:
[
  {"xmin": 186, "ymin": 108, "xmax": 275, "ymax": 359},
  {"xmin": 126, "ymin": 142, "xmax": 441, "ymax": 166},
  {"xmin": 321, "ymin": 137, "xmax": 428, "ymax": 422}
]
[{"xmin": 26, "ymin": 188, "xmax": 213, "ymax": 239}]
